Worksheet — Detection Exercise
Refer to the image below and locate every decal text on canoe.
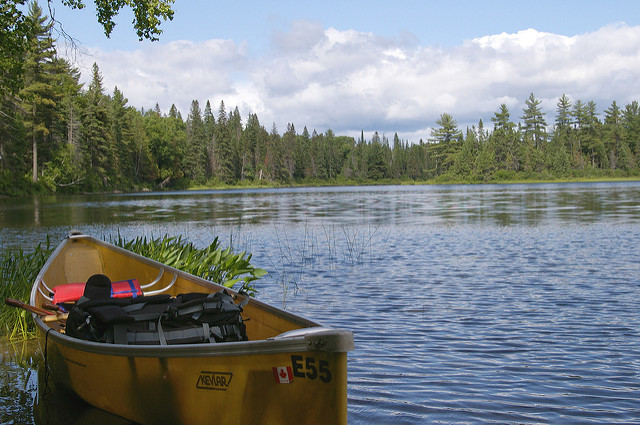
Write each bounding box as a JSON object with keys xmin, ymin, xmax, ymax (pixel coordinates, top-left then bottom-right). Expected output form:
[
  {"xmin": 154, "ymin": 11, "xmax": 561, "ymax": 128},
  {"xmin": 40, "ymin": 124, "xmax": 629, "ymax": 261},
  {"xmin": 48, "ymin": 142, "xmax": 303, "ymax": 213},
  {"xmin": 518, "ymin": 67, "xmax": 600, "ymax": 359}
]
[
  {"xmin": 291, "ymin": 355, "xmax": 332, "ymax": 383},
  {"xmin": 196, "ymin": 371, "xmax": 233, "ymax": 390}
]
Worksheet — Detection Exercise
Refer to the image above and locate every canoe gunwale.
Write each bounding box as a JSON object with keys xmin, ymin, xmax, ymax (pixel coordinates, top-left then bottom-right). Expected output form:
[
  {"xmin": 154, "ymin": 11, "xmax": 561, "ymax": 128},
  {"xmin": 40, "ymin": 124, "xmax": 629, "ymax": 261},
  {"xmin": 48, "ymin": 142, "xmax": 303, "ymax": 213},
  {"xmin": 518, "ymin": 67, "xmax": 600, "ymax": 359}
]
[{"xmin": 37, "ymin": 318, "xmax": 354, "ymax": 358}]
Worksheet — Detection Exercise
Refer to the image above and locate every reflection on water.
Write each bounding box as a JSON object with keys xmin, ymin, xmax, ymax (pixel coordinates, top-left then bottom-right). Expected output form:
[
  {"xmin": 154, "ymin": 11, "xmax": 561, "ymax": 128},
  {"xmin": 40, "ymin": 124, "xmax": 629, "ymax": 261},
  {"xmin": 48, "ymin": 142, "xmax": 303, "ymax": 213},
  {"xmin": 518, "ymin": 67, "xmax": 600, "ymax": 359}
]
[
  {"xmin": 1, "ymin": 183, "xmax": 640, "ymax": 241},
  {"xmin": 34, "ymin": 366, "xmax": 137, "ymax": 425},
  {"xmin": 0, "ymin": 341, "xmax": 38, "ymax": 425},
  {"xmin": 0, "ymin": 341, "xmax": 135, "ymax": 425},
  {"xmin": 1, "ymin": 182, "xmax": 640, "ymax": 424}
]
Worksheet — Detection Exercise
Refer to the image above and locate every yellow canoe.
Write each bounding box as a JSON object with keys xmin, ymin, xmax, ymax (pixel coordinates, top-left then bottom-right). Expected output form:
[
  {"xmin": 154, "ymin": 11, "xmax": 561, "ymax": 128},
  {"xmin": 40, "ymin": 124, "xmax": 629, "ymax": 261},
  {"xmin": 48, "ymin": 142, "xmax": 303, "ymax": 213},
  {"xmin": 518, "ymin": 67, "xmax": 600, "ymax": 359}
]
[{"xmin": 30, "ymin": 233, "xmax": 354, "ymax": 425}]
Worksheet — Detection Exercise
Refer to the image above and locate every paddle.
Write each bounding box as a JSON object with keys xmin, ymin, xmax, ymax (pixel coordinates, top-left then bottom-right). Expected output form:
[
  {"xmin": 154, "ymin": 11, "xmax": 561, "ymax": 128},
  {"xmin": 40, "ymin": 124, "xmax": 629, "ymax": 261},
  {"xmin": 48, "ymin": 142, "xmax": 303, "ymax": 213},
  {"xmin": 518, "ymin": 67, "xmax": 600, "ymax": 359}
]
[
  {"xmin": 42, "ymin": 302, "xmax": 61, "ymax": 311},
  {"xmin": 4, "ymin": 298, "xmax": 68, "ymax": 322}
]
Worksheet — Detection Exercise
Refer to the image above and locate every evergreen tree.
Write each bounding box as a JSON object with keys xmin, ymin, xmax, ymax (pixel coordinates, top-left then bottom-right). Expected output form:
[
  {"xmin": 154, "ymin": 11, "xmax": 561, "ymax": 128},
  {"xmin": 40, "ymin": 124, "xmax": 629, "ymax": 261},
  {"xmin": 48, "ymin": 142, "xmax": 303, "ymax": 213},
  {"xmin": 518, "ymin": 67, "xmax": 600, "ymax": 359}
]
[
  {"xmin": 367, "ymin": 132, "xmax": 389, "ymax": 180},
  {"xmin": 406, "ymin": 142, "xmax": 426, "ymax": 180},
  {"xmin": 109, "ymin": 86, "xmax": 133, "ymax": 183},
  {"xmin": 211, "ymin": 100, "xmax": 233, "ymax": 182},
  {"xmin": 242, "ymin": 113, "xmax": 264, "ymax": 180},
  {"xmin": 622, "ymin": 101, "xmax": 640, "ymax": 161},
  {"xmin": 20, "ymin": 2, "xmax": 61, "ymax": 183},
  {"xmin": 452, "ymin": 129, "xmax": 478, "ymax": 179},
  {"xmin": 603, "ymin": 101, "xmax": 625, "ymax": 169},
  {"xmin": 431, "ymin": 113, "xmax": 462, "ymax": 144},
  {"xmin": 130, "ymin": 110, "xmax": 156, "ymax": 182},
  {"xmin": 390, "ymin": 132, "xmax": 406, "ymax": 178},
  {"xmin": 144, "ymin": 106, "xmax": 186, "ymax": 187},
  {"xmin": 266, "ymin": 123, "xmax": 285, "ymax": 181},
  {"xmin": 168, "ymin": 104, "xmax": 181, "ymax": 120},
  {"xmin": 475, "ymin": 137, "xmax": 497, "ymax": 180},
  {"xmin": 228, "ymin": 106, "xmax": 243, "ymax": 180},
  {"xmin": 295, "ymin": 126, "xmax": 310, "ymax": 179},
  {"xmin": 555, "ymin": 94, "xmax": 572, "ymax": 130},
  {"xmin": 491, "ymin": 104, "xmax": 515, "ymax": 132},
  {"xmin": 81, "ymin": 63, "xmax": 112, "ymax": 189},
  {"xmin": 185, "ymin": 100, "xmax": 206, "ymax": 182},
  {"xmin": 203, "ymin": 100, "xmax": 215, "ymax": 176},
  {"xmin": 309, "ymin": 130, "xmax": 324, "ymax": 178},
  {"xmin": 430, "ymin": 113, "xmax": 462, "ymax": 174},
  {"xmin": 491, "ymin": 104, "xmax": 520, "ymax": 170},
  {"xmin": 282, "ymin": 123, "xmax": 297, "ymax": 179},
  {"xmin": 521, "ymin": 92, "xmax": 547, "ymax": 148}
]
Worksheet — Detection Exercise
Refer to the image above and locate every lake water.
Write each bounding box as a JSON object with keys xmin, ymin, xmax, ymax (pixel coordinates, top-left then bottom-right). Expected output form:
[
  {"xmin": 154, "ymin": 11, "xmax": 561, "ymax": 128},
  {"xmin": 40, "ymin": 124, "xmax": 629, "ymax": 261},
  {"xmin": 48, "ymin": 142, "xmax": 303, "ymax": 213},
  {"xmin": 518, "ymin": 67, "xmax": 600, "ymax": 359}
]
[{"xmin": 1, "ymin": 182, "xmax": 640, "ymax": 424}]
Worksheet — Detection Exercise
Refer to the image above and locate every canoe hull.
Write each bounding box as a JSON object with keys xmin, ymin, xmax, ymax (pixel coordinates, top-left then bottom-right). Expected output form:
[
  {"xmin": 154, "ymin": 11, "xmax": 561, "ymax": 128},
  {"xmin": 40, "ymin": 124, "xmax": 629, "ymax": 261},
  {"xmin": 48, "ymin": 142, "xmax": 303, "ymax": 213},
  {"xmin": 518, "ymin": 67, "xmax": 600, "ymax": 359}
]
[
  {"xmin": 31, "ymin": 235, "xmax": 353, "ymax": 425},
  {"xmin": 43, "ymin": 334, "xmax": 348, "ymax": 424}
]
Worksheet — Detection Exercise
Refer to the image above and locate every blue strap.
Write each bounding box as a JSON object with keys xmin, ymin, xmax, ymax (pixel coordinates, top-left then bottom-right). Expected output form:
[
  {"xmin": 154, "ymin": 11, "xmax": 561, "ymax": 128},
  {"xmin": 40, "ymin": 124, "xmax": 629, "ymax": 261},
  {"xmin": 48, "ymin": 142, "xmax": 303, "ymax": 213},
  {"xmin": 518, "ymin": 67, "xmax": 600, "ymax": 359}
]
[
  {"xmin": 128, "ymin": 280, "xmax": 138, "ymax": 298},
  {"xmin": 110, "ymin": 280, "xmax": 139, "ymax": 298}
]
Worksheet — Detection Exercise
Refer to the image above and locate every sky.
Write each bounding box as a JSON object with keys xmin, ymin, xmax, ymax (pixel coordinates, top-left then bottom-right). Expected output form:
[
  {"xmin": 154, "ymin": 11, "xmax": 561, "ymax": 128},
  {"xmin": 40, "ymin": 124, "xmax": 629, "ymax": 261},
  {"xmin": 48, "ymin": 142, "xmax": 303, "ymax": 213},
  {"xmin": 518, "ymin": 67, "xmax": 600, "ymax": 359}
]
[{"xmin": 42, "ymin": 0, "xmax": 640, "ymax": 143}]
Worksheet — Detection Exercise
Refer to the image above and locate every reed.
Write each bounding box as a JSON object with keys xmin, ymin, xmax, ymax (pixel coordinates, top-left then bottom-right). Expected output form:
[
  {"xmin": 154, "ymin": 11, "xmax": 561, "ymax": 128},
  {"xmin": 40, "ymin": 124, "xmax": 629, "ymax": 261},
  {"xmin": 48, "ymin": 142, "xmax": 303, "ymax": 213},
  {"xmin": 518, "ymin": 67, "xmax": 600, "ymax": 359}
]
[
  {"xmin": 0, "ymin": 238, "xmax": 53, "ymax": 340},
  {"xmin": 1, "ymin": 234, "xmax": 266, "ymax": 341}
]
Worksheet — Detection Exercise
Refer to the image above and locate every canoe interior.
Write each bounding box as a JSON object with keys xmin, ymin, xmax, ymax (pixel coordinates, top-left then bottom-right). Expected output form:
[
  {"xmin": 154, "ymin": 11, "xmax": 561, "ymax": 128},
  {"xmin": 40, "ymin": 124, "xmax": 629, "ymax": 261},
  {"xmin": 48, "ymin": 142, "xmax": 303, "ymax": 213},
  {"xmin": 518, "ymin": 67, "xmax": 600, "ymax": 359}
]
[{"xmin": 33, "ymin": 235, "xmax": 317, "ymax": 341}]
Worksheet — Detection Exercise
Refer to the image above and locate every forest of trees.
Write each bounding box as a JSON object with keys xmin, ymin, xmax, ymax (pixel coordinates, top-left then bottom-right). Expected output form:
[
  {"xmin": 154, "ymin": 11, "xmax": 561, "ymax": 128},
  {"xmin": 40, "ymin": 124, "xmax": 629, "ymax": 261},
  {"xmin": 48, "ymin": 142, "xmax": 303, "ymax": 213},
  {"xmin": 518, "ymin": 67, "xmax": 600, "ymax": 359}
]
[{"xmin": 2, "ymin": 3, "xmax": 640, "ymax": 196}]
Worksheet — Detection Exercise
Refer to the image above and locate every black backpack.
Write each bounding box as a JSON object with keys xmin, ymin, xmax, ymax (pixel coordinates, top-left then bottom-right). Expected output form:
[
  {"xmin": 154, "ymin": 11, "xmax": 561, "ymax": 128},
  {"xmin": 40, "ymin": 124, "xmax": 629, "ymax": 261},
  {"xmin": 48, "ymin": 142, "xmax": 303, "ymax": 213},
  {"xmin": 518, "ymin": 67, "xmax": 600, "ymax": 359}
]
[{"xmin": 66, "ymin": 290, "xmax": 248, "ymax": 345}]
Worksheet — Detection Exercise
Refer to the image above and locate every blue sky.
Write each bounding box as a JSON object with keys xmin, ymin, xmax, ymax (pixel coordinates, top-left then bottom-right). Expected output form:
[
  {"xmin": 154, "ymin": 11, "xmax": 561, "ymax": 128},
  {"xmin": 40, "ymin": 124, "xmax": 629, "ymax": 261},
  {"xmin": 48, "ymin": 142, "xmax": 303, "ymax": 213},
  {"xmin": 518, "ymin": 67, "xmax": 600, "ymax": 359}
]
[{"xmin": 45, "ymin": 0, "xmax": 640, "ymax": 142}]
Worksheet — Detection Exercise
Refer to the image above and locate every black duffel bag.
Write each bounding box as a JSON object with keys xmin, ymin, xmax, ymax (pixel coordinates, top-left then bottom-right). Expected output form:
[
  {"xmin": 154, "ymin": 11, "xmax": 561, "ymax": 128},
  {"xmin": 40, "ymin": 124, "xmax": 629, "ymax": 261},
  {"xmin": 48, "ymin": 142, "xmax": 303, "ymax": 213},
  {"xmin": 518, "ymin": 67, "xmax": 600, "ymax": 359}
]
[{"xmin": 66, "ymin": 290, "xmax": 248, "ymax": 345}]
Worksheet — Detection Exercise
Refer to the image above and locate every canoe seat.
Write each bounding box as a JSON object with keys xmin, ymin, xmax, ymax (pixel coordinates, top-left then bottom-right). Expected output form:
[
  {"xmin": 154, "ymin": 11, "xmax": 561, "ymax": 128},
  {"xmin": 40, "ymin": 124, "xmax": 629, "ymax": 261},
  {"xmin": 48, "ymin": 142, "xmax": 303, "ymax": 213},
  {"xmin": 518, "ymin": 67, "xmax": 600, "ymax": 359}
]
[{"xmin": 52, "ymin": 275, "xmax": 142, "ymax": 304}]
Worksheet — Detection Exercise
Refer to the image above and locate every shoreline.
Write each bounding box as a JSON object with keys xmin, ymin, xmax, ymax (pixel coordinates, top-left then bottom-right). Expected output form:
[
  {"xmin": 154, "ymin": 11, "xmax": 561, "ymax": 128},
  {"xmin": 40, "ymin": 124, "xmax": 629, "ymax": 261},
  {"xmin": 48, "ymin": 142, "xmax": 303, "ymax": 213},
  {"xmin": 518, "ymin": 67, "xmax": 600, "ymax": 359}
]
[{"xmin": 2, "ymin": 175, "xmax": 640, "ymax": 198}]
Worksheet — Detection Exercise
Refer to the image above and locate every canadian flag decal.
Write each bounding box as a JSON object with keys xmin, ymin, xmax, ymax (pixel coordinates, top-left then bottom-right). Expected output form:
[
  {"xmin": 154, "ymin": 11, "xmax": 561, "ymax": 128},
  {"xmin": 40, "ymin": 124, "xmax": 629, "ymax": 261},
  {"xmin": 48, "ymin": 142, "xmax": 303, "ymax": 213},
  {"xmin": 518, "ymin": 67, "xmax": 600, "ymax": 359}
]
[{"xmin": 273, "ymin": 366, "xmax": 294, "ymax": 384}]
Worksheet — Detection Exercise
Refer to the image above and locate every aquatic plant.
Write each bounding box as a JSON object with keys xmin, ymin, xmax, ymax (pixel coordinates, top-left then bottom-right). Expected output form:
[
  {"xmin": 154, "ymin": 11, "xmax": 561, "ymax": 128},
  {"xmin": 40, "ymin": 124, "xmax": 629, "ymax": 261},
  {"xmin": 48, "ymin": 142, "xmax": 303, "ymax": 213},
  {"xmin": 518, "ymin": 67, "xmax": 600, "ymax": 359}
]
[
  {"xmin": 0, "ymin": 238, "xmax": 53, "ymax": 340},
  {"xmin": 1, "ymin": 234, "xmax": 265, "ymax": 340},
  {"xmin": 112, "ymin": 234, "xmax": 266, "ymax": 295}
]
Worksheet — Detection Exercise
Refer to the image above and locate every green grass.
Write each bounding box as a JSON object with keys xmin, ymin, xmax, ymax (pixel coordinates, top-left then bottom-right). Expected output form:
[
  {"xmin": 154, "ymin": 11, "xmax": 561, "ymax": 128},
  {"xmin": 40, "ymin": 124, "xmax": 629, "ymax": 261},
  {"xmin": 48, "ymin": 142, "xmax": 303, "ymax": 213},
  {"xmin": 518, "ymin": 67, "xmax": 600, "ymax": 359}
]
[{"xmin": 1, "ymin": 235, "xmax": 265, "ymax": 341}]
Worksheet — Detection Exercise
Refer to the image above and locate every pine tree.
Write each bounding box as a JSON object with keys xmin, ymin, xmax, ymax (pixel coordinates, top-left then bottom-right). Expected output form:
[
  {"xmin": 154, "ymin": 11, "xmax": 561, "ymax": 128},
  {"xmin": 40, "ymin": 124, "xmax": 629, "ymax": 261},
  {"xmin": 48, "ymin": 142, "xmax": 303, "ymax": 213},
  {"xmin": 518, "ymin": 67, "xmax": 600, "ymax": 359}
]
[
  {"xmin": 622, "ymin": 101, "xmax": 640, "ymax": 161},
  {"xmin": 81, "ymin": 63, "xmax": 112, "ymax": 189},
  {"xmin": 20, "ymin": 2, "xmax": 61, "ymax": 183},
  {"xmin": 555, "ymin": 94, "xmax": 572, "ymax": 130},
  {"xmin": 203, "ymin": 100, "xmax": 216, "ymax": 177},
  {"xmin": 491, "ymin": 104, "xmax": 515, "ymax": 132},
  {"xmin": 603, "ymin": 101, "xmax": 624, "ymax": 169},
  {"xmin": 282, "ymin": 123, "xmax": 297, "ymax": 179},
  {"xmin": 431, "ymin": 113, "xmax": 462, "ymax": 144},
  {"xmin": 109, "ymin": 86, "xmax": 133, "ymax": 183},
  {"xmin": 211, "ymin": 100, "xmax": 233, "ymax": 182},
  {"xmin": 453, "ymin": 129, "xmax": 478, "ymax": 179},
  {"xmin": 144, "ymin": 105, "xmax": 186, "ymax": 187},
  {"xmin": 228, "ymin": 106, "xmax": 243, "ymax": 180},
  {"xmin": 130, "ymin": 111, "xmax": 156, "ymax": 182},
  {"xmin": 168, "ymin": 104, "xmax": 181, "ymax": 120},
  {"xmin": 491, "ymin": 104, "xmax": 520, "ymax": 170},
  {"xmin": 295, "ymin": 126, "xmax": 310, "ymax": 179},
  {"xmin": 475, "ymin": 137, "xmax": 497, "ymax": 180},
  {"xmin": 367, "ymin": 132, "xmax": 388, "ymax": 180},
  {"xmin": 390, "ymin": 132, "xmax": 406, "ymax": 178},
  {"xmin": 242, "ymin": 113, "xmax": 264, "ymax": 180},
  {"xmin": 266, "ymin": 123, "xmax": 285, "ymax": 181},
  {"xmin": 521, "ymin": 92, "xmax": 547, "ymax": 148},
  {"xmin": 185, "ymin": 100, "xmax": 206, "ymax": 182},
  {"xmin": 430, "ymin": 113, "xmax": 462, "ymax": 174}
]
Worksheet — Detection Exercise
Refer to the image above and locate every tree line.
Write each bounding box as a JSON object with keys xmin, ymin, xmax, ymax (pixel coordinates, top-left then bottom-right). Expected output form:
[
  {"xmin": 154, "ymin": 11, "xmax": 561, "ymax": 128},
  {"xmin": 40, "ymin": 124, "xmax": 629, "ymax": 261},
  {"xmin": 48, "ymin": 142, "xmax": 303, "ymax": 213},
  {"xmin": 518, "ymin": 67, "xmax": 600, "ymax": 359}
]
[{"xmin": 2, "ymin": 4, "xmax": 639, "ymax": 196}]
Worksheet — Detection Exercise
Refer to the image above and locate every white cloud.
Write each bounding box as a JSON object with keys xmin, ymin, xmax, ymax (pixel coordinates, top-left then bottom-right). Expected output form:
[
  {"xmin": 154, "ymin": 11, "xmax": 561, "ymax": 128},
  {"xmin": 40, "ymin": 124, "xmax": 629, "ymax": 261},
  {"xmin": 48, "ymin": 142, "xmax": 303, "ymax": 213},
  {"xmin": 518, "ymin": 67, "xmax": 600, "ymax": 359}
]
[{"xmin": 70, "ymin": 22, "xmax": 640, "ymax": 143}]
